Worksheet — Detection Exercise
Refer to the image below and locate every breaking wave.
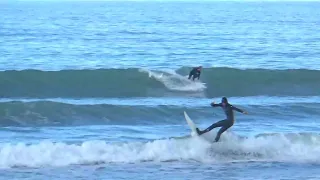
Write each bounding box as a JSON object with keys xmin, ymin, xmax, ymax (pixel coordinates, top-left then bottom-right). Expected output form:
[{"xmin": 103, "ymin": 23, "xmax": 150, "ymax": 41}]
[{"xmin": 1, "ymin": 132, "xmax": 320, "ymax": 168}]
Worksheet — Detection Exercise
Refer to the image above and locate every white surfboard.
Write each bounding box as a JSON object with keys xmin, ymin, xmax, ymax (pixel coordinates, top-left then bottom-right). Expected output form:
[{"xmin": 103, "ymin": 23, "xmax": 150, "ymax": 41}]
[{"xmin": 184, "ymin": 111, "xmax": 199, "ymax": 137}]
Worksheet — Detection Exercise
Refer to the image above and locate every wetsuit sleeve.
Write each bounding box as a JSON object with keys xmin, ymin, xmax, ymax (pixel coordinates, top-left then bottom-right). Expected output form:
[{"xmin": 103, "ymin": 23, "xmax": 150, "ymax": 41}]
[
  {"xmin": 198, "ymin": 71, "xmax": 201, "ymax": 80},
  {"xmin": 231, "ymin": 105, "xmax": 244, "ymax": 113},
  {"xmin": 211, "ymin": 103, "xmax": 222, "ymax": 107}
]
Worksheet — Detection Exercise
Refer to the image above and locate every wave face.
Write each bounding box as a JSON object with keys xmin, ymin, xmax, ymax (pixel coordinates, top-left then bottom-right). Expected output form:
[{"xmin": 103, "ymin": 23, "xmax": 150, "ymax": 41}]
[
  {"xmin": 1, "ymin": 132, "xmax": 320, "ymax": 168},
  {"xmin": 0, "ymin": 68, "xmax": 319, "ymax": 98},
  {"xmin": 0, "ymin": 99, "xmax": 319, "ymax": 127}
]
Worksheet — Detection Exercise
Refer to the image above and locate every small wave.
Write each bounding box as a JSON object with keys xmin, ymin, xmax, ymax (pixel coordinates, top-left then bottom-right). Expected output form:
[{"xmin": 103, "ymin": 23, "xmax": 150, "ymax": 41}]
[
  {"xmin": 0, "ymin": 67, "xmax": 319, "ymax": 98},
  {"xmin": 0, "ymin": 99, "xmax": 319, "ymax": 126}
]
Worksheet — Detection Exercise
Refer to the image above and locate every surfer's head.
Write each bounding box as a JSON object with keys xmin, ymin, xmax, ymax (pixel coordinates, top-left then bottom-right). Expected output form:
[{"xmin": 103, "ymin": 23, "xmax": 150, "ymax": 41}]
[
  {"xmin": 221, "ymin": 97, "xmax": 228, "ymax": 106},
  {"xmin": 197, "ymin": 66, "xmax": 202, "ymax": 71}
]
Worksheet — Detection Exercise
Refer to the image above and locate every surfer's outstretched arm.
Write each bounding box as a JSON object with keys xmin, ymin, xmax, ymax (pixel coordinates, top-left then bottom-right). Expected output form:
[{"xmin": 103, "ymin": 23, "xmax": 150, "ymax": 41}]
[
  {"xmin": 231, "ymin": 105, "xmax": 248, "ymax": 114},
  {"xmin": 211, "ymin": 102, "xmax": 222, "ymax": 107}
]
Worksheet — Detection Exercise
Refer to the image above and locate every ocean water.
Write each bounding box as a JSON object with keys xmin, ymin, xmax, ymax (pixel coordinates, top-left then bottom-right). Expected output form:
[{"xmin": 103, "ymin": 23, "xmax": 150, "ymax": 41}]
[{"xmin": 1, "ymin": 1, "xmax": 320, "ymax": 179}]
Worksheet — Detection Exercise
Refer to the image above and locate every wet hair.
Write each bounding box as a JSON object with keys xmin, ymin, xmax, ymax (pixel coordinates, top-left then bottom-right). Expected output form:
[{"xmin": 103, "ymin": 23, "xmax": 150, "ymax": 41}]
[{"xmin": 221, "ymin": 97, "xmax": 228, "ymax": 104}]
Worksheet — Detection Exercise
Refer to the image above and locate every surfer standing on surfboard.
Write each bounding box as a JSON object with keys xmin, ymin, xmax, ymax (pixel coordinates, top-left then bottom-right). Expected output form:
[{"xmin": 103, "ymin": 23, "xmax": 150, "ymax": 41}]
[
  {"xmin": 188, "ymin": 66, "xmax": 202, "ymax": 81},
  {"xmin": 196, "ymin": 97, "xmax": 248, "ymax": 142}
]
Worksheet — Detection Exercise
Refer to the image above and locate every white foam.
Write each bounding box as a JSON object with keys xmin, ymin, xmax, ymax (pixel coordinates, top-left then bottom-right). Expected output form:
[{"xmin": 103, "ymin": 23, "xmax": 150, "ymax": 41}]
[
  {"xmin": 139, "ymin": 69, "xmax": 207, "ymax": 92},
  {"xmin": 0, "ymin": 137, "xmax": 210, "ymax": 168},
  {"xmin": 212, "ymin": 132, "xmax": 320, "ymax": 162},
  {"xmin": 1, "ymin": 133, "xmax": 320, "ymax": 168}
]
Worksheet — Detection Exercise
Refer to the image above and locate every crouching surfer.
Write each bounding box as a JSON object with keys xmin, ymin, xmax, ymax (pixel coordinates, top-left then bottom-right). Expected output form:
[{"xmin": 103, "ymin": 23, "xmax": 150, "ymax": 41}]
[{"xmin": 188, "ymin": 66, "xmax": 202, "ymax": 81}]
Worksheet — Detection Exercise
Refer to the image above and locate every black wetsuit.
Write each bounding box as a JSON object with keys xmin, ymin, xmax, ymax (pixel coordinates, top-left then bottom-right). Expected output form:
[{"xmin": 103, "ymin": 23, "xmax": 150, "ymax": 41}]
[
  {"xmin": 197, "ymin": 103, "xmax": 245, "ymax": 142},
  {"xmin": 188, "ymin": 67, "xmax": 201, "ymax": 81}
]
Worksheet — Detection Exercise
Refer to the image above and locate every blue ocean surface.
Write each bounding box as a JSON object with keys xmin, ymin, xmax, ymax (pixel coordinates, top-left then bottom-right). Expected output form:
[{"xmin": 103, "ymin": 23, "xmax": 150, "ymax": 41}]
[{"xmin": 1, "ymin": 1, "xmax": 320, "ymax": 179}]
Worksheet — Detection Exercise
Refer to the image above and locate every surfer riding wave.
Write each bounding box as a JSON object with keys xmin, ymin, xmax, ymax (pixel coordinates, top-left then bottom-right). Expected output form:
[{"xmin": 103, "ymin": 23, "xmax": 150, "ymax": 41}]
[
  {"xmin": 188, "ymin": 66, "xmax": 202, "ymax": 81},
  {"xmin": 196, "ymin": 97, "xmax": 248, "ymax": 142}
]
